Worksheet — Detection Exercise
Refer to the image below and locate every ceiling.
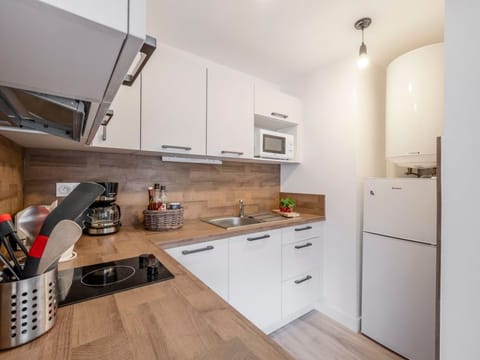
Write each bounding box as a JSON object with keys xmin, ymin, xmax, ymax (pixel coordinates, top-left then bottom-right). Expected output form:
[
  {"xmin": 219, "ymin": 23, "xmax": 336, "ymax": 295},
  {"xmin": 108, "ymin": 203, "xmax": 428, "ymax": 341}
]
[{"xmin": 153, "ymin": 0, "xmax": 444, "ymax": 86}]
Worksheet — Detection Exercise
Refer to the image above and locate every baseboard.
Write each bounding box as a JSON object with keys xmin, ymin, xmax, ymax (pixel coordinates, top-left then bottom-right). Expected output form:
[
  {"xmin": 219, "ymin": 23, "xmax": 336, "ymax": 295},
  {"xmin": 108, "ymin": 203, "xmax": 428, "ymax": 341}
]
[{"xmin": 314, "ymin": 299, "xmax": 361, "ymax": 332}]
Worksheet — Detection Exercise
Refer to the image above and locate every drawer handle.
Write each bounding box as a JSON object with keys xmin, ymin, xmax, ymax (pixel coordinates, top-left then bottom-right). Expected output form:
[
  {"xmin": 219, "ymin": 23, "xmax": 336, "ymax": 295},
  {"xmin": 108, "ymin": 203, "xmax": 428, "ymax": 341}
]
[
  {"xmin": 162, "ymin": 145, "xmax": 192, "ymax": 151},
  {"xmin": 247, "ymin": 234, "xmax": 270, "ymax": 241},
  {"xmin": 271, "ymin": 112, "xmax": 288, "ymax": 119},
  {"xmin": 294, "ymin": 242, "xmax": 313, "ymax": 250},
  {"xmin": 294, "ymin": 226, "xmax": 312, "ymax": 232},
  {"xmin": 294, "ymin": 275, "xmax": 312, "ymax": 284},
  {"xmin": 181, "ymin": 245, "xmax": 214, "ymax": 255},
  {"xmin": 221, "ymin": 150, "xmax": 244, "ymax": 156}
]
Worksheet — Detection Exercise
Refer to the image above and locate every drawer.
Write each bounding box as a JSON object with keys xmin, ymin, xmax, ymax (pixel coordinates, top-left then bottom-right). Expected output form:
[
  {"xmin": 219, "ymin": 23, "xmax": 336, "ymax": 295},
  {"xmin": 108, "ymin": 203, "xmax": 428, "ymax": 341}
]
[
  {"xmin": 165, "ymin": 239, "xmax": 229, "ymax": 300},
  {"xmin": 282, "ymin": 221, "xmax": 323, "ymax": 245},
  {"xmin": 282, "ymin": 269, "xmax": 321, "ymax": 319},
  {"xmin": 282, "ymin": 237, "xmax": 322, "ymax": 281}
]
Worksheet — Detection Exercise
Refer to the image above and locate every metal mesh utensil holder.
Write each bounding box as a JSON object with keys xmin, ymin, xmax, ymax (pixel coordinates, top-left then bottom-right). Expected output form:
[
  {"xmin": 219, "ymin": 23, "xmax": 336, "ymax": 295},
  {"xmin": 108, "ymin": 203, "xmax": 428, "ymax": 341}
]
[{"xmin": 0, "ymin": 268, "xmax": 57, "ymax": 349}]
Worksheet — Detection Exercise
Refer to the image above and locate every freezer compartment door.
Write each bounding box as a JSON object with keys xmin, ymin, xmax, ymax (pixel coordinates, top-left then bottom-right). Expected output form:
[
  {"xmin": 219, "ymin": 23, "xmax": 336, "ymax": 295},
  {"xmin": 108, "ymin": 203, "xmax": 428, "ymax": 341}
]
[
  {"xmin": 363, "ymin": 178, "xmax": 436, "ymax": 244},
  {"xmin": 361, "ymin": 232, "xmax": 436, "ymax": 360}
]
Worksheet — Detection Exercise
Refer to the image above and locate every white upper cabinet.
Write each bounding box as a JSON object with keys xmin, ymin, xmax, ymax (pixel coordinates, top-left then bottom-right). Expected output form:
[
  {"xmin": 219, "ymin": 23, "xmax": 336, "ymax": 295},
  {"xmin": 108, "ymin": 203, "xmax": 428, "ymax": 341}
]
[
  {"xmin": 141, "ymin": 43, "xmax": 207, "ymax": 155},
  {"xmin": 38, "ymin": 0, "xmax": 128, "ymax": 32},
  {"xmin": 254, "ymin": 85, "xmax": 302, "ymax": 128},
  {"xmin": 386, "ymin": 43, "xmax": 444, "ymax": 168},
  {"xmin": 207, "ymin": 65, "xmax": 254, "ymax": 158},
  {"xmin": 91, "ymin": 80, "xmax": 141, "ymax": 150}
]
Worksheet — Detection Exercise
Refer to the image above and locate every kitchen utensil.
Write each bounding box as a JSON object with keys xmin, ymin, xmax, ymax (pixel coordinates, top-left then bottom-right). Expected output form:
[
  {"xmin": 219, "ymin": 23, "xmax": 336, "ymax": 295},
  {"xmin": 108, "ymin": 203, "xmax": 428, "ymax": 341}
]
[
  {"xmin": 0, "ymin": 251, "xmax": 20, "ymax": 280},
  {"xmin": 1, "ymin": 235, "xmax": 22, "ymax": 276},
  {"xmin": 0, "ymin": 267, "xmax": 57, "ymax": 349},
  {"xmin": 0, "ymin": 213, "xmax": 28, "ymax": 255},
  {"xmin": 15, "ymin": 202, "xmax": 56, "ymax": 245},
  {"xmin": 58, "ymin": 245, "xmax": 77, "ymax": 263},
  {"xmin": 22, "ymin": 182, "xmax": 104, "ymax": 278},
  {"xmin": 36, "ymin": 220, "xmax": 82, "ymax": 275}
]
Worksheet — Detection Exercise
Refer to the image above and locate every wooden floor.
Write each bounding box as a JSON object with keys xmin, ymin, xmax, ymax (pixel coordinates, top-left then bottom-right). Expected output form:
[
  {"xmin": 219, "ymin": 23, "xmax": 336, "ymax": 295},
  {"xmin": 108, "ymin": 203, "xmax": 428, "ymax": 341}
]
[{"xmin": 271, "ymin": 311, "xmax": 403, "ymax": 360}]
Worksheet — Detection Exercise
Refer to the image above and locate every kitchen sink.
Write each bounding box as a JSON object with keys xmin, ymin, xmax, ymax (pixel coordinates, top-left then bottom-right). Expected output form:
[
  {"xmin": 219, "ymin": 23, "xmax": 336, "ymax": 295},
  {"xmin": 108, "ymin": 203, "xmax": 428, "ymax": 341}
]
[
  {"xmin": 203, "ymin": 213, "xmax": 286, "ymax": 229},
  {"xmin": 203, "ymin": 216, "xmax": 261, "ymax": 229},
  {"xmin": 204, "ymin": 216, "xmax": 261, "ymax": 229}
]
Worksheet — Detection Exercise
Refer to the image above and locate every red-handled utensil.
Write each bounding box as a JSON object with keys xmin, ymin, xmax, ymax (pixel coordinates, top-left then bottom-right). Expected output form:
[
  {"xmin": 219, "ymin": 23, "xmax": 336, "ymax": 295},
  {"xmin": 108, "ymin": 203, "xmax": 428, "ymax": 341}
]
[
  {"xmin": 0, "ymin": 213, "xmax": 29, "ymax": 255},
  {"xmin": 22, "ymin": 182, "xmax": 104, "ymax": 278}
]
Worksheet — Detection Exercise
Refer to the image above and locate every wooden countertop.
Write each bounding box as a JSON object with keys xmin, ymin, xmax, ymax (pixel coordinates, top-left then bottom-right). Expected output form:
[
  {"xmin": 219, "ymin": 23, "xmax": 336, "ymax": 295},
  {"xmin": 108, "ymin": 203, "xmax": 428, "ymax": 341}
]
[{"xmin": 2, "ymin": 214, "xmax": 324, "ymax": 359}]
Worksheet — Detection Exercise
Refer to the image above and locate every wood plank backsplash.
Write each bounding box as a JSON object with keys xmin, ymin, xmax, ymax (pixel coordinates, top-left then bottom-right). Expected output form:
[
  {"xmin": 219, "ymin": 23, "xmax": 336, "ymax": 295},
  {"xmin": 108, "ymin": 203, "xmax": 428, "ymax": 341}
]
[
  {"xmin": 24, "ymin": 149, "xmax": 280, "ymax": 226},
  {"xmin": 0, "ymin": 135, "xmax": 23, "ymax": 215}
]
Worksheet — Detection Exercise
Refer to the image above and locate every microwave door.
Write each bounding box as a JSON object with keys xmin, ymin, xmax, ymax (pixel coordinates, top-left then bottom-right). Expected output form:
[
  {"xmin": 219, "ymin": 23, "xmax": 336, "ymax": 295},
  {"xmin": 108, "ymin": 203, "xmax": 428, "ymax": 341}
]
[{"xmin": 263, "ymin": 134, "xmax": 285, "ymax": 154}]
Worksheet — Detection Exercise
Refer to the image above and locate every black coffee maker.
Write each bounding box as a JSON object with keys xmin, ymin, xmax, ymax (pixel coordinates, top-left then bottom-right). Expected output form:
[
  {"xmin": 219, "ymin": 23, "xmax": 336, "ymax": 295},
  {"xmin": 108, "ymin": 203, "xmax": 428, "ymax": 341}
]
[{"xmin": 84, "ymin": 182, "xmax": 121, "ymax": 235}]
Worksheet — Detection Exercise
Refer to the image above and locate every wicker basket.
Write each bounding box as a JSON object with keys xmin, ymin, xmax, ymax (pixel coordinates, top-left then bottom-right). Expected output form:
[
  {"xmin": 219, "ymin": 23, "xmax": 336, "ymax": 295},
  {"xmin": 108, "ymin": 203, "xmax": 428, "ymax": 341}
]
[{"xmin": 144, "ymin": 208, "xmax": 184, "ymax": 231}]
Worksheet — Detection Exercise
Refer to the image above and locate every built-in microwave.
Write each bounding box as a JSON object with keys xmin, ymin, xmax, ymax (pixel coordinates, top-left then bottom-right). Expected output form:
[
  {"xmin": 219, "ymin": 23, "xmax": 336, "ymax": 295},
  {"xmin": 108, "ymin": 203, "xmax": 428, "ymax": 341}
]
[{"xmin": 254, "ymin": 128, "xmax": 295, "ymax": 160}]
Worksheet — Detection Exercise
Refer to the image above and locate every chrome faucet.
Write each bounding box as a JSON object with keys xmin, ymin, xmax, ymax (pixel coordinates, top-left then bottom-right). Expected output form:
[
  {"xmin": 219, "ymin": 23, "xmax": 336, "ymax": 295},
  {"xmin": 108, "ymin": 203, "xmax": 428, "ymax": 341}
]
[{"xmin": 239, "ymin": 199, "xmax": 245, "ymax": 218}]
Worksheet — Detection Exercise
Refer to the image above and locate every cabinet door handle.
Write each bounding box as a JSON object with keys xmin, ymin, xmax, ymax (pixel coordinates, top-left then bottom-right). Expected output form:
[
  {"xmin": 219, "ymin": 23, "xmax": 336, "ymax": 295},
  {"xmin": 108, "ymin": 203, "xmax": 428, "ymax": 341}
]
[
  {"xmin": 294, "ymin": 275, "xmax": 312, "ymax": 284},
  {"xmin": 271, "ymin": 112, "xmax": 288, "ymax": 119},
  {"xmin": 294, "ymin": 242, "xmax": 313, "ymax": 250},
  {"xmin": 181, "ymin": 245, "xmax": 214, "ymax": 255},
  {"xmin": 408, "ymin": 151, "xmax": 421, "ymax": 155},
  {"xmin": 100, "ymin": 110, "xmax": 114, "ymax": 141},
  {"xmin": 221, "ymin": 150, "xmax": 244, "ymax": 156},
  {"xmin": 294, "ymin": 226, "xmax": 312, "ymax": 232},
  {"xmin": 162, "ymin": 145, "xmax": 192, "ymax": 151},
  {"xmin": 247, "ymin": 234, "xmax": 270, "ymax": 241},
  {"xmin": 123, "ymin": 35, "xmax": 157, "ymax": 86}
]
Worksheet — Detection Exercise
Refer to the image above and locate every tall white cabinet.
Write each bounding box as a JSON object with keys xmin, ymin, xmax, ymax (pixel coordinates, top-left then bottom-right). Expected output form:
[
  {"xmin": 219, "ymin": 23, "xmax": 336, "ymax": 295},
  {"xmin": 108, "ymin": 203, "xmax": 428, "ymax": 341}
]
[{"xmin": 206, "ymin": 65, "xmax": 254, "ymax": 159}]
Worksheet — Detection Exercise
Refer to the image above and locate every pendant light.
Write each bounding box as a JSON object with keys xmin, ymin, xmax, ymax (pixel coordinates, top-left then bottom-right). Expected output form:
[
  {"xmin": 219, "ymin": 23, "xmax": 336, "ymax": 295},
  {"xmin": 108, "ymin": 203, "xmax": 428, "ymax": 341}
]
[{"xmin": 355, "ymin": 17, "xmax": 372, "ymax": 69}]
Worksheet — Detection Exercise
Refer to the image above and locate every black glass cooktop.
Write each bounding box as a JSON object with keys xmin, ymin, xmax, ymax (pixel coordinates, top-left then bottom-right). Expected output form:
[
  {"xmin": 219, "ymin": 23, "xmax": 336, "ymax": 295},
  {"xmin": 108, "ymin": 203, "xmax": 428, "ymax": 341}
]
[{"xmin": 57, "ymin": 254, "xmax": 174, "ymax": 307}]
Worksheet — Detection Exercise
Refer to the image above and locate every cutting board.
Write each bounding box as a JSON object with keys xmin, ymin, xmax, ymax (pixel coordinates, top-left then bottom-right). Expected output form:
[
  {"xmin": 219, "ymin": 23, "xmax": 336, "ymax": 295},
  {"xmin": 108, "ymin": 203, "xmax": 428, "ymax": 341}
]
[{"xmin": 272, "ymin": 209, "xmax": 300, "ymax": 218}]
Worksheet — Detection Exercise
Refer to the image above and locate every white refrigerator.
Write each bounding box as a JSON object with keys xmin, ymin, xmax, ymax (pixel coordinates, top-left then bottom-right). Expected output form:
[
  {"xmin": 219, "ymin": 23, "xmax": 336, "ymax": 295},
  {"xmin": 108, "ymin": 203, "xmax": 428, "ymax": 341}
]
[{"xmin": 361, "ymin": 178, "xmax": 437, "ymax": 360}]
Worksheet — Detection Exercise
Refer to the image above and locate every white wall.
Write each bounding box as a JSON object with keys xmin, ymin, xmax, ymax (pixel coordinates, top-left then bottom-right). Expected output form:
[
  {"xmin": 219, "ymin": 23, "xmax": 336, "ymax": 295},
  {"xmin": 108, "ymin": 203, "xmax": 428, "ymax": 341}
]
[
  {"xmin": 441, "ymin": 1, "xmax": 480, "ymax": 358},
  {"xmin": 281, "ymin": 58, "xmax": 386, "ymax": 330}
]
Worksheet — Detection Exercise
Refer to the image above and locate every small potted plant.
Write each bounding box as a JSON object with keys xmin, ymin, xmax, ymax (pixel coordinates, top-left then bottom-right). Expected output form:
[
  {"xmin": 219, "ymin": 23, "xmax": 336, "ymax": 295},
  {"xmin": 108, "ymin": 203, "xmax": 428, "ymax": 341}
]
[{"xmin": 280, "ymin": 198, "xmax": 296, "ymax": 213}]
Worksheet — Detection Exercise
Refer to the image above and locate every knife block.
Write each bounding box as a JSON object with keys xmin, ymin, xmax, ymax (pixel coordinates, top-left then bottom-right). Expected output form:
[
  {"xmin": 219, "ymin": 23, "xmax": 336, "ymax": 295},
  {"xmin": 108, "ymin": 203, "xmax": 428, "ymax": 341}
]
[{"xmin": 0, "ymin": 267, "xmax": 57, "ymax": 349}]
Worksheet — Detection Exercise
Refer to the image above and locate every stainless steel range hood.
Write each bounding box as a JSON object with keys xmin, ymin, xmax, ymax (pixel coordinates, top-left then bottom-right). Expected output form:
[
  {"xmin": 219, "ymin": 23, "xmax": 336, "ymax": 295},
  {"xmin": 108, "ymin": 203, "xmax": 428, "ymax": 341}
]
[{"xmin": 0, "ymin": 0, "xmax": 155, "ymax": 144}]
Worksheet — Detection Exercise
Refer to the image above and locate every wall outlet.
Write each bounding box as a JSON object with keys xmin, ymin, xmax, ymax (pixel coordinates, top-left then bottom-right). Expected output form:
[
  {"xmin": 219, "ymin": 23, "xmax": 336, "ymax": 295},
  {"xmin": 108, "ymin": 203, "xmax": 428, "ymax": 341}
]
[{"xmin": 56, "ymin": 182, "xmax": 80, "ymax": 197}]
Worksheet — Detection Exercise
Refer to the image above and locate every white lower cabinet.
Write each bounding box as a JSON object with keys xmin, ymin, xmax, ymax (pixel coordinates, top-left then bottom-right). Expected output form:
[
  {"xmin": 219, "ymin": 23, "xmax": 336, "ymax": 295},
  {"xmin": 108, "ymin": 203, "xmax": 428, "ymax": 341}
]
[
  {"xmin": 281, "ymin": 223, "xmax": 323, "ymax": 320},
  {"xmin": 228, "ymin": 229, "xmax": 282, "ymax": 332},
  {"xmin": 282, "ymin": 221, "xmax": 323, "ymax": 245},
  {"xmin": 282, "ymin": 237, "xmax": 322, "ymax": 281},
  {"xmin": 282, "ymin": 268, "xmax": 321, "ymax": 319},
  {"xmin": 165, "ymin": 239, "xmax": 228, "ymax": 301},
  {"xmin": 164, "ymin": 221, "xmax": 323, "ymax": 333}
]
